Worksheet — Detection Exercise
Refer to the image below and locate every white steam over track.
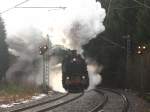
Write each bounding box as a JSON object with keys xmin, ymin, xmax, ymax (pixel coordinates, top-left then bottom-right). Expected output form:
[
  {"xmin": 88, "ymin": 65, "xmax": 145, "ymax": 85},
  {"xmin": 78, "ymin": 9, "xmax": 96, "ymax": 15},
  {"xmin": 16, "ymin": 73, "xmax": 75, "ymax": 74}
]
[{"xmin": 2, "ymin": 0, "xmax": 106, "ymax": 92}]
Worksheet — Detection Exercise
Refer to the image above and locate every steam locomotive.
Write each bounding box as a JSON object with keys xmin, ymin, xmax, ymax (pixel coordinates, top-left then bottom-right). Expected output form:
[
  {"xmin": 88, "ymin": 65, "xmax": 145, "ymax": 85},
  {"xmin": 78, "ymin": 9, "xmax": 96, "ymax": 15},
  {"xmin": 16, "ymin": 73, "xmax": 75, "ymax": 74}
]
[{"xmin": 62, "ymin": 50, "xmax": 89, "ymax": 93}]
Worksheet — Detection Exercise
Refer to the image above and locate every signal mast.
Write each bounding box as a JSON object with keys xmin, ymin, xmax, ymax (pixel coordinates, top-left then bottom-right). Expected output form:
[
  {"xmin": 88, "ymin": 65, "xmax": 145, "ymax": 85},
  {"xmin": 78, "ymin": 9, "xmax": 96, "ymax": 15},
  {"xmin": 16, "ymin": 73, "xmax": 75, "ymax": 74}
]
[{"xmin": 39, "ymin": 35, "xmax": 51, "ymax": 94}]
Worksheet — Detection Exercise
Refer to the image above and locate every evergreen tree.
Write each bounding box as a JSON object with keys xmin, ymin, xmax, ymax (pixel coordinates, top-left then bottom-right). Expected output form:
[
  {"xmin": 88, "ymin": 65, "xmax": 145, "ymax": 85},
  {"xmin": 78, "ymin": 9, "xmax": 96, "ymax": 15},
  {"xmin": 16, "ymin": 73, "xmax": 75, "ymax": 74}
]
[
  {"xmin": 0, "ymin": 16, "xmax": 9, "ymax": 82},
  {"xmin": 136, "ymin": 0, "xmax": 150, "ymax": 42}
]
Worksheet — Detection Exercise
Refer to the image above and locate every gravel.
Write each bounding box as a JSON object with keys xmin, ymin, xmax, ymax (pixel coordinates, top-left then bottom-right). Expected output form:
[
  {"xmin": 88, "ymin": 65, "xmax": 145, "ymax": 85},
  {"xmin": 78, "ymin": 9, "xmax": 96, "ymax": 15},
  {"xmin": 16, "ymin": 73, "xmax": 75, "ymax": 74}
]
[
  {"xmin": 48, "ymin": 90, "xmax": 104, "ymax": 112},
  {"xmin": 123, "ymin": 90, "xmax": 150, "ymax": 112},
  {"xmin": 101, "ymin": 89, "xmax": 150, "ymax": 112},
  {"xmin": 20, "ymin": 93, "xmax": 79, "ymax": 112},
  {"xmin": 100, "ymin": 89, "xmax": 124, "ymax": 112}
]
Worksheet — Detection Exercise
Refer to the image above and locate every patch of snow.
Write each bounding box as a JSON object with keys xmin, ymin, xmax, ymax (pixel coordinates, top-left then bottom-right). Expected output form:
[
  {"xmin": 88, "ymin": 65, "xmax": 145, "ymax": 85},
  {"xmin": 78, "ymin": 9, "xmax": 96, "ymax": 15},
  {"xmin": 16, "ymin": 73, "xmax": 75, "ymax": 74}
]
[
  {"xmin": 21, "ymin": 100, "xmax": 30, "ymax": 104},
  {"xmin": 12, "ymin": 102, "xmax": 20, "ymax": 105},
  {"xmin": 0, "ymin": 104, "xmax": 14, "ymax": 108},
  {"xmin": 31, "ymin": 94, "xmax": 47, "ymax": 100},
  {"xmin": 0, "ymin": 94, "xmax": 47, "ymax": 108}
]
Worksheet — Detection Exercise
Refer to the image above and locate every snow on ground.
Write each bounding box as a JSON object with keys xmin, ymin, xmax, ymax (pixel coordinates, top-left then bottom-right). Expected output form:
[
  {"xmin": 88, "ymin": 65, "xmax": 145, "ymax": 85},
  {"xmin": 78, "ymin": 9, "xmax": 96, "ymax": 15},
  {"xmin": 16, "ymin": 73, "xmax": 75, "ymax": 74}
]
[{"xmin": 0, "ymin": 94, "xmax": 47, "ymax": 108}]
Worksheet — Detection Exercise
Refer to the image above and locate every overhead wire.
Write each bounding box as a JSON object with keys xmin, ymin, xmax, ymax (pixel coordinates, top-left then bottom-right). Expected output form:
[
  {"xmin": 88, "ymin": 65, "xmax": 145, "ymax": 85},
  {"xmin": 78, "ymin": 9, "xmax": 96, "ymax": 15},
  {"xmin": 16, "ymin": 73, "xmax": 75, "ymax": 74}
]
[
  {"xmin": 133, "ymin": 0, "xmax": 150, "ymax": 9},
  {"xmin": 0, "ymin": 0, "xmax": 30, "ymax": 14},
  {"xmin": 0, "ymin": 0, "xmax": 67, "ymax": 14},
  {"xmin": 15, "ymin": 6, "xmax": 66, "ymax": 9},
  {"xmin": 99, "ymin": 0, "xmax": 126, "ymax": 49},
  {"xmin": 100, "ymin": 0, "xmax": 125, "ymax": 49},
  {"xmin": 102, "ymin": 0, "xmax": 150, "ymax": 49},
  {"xmin": 105, "ymin": 0, "xmax": 112, "ymax": 27},
  {"xmin": 112, "ymin": 6, "xmax": 142, "ymax": 10},
  {"xmin": 100, "ymin": 36, "xmax": 126, "ymax": 49},
  {"xmin": 100, "ymin": 0, "xmax": 150, "ymax": 49}
]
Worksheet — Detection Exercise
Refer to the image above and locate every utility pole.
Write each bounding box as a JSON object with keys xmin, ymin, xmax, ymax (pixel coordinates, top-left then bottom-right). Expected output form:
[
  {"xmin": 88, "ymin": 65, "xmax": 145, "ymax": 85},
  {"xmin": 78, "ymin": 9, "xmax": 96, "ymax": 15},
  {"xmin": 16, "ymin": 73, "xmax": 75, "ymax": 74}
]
[
  {"xmin": 123, "ymin": 35, "xmax": 131, "ymax": 88},
  {"xmin": 39, "ymin": 35, "xmax": 51, "ymax": 94}
]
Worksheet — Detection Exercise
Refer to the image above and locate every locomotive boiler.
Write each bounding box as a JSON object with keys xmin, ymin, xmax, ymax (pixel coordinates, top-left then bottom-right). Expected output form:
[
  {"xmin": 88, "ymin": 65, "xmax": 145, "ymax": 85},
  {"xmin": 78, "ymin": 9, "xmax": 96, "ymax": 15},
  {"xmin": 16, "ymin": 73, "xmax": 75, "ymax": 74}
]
[{"xmin": 62, "ymin": 50, "xmax": 89, "ymax": 93}]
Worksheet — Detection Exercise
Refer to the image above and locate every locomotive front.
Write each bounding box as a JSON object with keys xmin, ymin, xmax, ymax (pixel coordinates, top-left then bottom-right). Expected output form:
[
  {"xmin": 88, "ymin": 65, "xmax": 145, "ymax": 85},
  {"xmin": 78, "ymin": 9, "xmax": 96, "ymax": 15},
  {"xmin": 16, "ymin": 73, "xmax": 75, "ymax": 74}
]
[{"xmin": 62, "ymin": 50, "xmax": 89, "ymax": 93}]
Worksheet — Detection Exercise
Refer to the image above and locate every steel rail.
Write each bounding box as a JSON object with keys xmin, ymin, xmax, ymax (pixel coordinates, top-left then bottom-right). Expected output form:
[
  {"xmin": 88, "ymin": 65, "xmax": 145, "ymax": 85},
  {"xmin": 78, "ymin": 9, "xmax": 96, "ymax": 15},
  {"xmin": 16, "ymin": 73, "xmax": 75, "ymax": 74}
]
[
  {"xmin": 9, "ymin": 93, "xmax": 69, "ymax": 112},
  {"xmin": 99, "ymin": 88, "xmax": 129, "ymax": 112},
  {"xmin": 89, "ymin": 89, "xmax": 108, "ymax": 112},
  {"xmin": 37, "ymin": 92, "xmax": 84, "ymax": 112}
]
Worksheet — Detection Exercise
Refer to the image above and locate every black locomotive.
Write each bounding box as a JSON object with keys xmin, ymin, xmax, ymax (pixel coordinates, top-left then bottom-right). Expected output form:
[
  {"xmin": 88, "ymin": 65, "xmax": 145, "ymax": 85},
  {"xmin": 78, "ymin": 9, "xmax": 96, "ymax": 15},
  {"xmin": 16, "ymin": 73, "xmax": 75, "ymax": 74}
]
[{"xmin": 62, "ymin": 50, "xmax": 89, "ymax": 93}]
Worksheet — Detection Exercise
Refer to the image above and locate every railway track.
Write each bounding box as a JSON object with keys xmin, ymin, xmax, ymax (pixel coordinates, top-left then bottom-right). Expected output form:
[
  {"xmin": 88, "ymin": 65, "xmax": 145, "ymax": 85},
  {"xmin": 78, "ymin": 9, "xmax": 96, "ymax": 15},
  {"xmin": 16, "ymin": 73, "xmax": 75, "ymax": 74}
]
[
  {"xmin": 89, "ymin": 89, "xmax": 108, "ymax": 112},
  {"xmin": 7, "ymin": 92, "xmax": 83, "ymax": 112},
  {"xmin": 47, "ymin": 89, "xmax": 108, "ymax": 112},
  {"xmin": 37, "ymin": 92, "xmax": 84, "ymax": 112},
  {"xmin": 5, "ymin": 88, "xmax": 129, "ymax": 112},
  {"xmin": 98, "ymin": 88, "xmax": 129, "ymax": 112}
]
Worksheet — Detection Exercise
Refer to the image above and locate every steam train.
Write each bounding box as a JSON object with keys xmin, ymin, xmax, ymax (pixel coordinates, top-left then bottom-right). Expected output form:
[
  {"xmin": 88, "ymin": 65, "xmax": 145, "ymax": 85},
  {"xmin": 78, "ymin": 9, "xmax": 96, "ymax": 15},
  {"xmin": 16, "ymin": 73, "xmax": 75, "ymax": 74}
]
[{"xmin": 62, "ymin": 50, "xmax": 89, "ymax": 93}]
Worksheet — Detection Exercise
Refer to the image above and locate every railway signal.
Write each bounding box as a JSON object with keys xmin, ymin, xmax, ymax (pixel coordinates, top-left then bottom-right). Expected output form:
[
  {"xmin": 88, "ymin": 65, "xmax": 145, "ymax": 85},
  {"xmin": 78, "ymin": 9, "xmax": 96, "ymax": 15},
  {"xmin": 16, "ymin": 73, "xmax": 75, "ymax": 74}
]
[
  {"xmin": 137, "ymin": 45, "xmax": 147, "ymax": 55},
  {"xmin": 39, "ymin": 35, "xmax": 51, "ymax": 94},
  {"xmin": 136, "ymin": 44, "xmax": 148, "ymax": 96}
]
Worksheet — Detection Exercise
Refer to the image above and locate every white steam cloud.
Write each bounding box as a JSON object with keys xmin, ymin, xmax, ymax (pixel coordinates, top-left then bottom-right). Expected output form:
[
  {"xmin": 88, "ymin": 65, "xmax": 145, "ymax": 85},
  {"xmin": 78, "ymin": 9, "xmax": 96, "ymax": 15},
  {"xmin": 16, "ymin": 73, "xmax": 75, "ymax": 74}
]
[{"xmin": 3, "ymin": 0, "xmax": 106, "ymax": 92}]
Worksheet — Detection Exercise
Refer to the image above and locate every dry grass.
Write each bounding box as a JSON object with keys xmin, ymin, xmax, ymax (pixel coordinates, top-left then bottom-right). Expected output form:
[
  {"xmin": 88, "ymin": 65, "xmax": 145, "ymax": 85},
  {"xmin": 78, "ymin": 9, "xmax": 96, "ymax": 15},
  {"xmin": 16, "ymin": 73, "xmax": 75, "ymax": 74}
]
[{"xmin": 0, "ymin": 83, "xmax": 41, "ymax": 104}]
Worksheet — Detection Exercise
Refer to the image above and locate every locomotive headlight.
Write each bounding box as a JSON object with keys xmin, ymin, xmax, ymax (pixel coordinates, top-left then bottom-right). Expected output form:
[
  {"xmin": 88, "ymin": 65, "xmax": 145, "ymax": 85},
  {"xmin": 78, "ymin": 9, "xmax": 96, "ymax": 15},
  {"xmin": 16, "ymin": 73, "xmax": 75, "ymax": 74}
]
[
  {"xmin": 73, "ymin": 58, "xmax": 76, "ymax": 62},
  {"xmin": 143, "ymin": 46, "xmax": 146, "ymax": 49},
  {"xmin": 44, "ymin": 46, "xmax": 47, "ymax": 50},
  {"xmin": 39, "ymin": 51, "xmax": 42, "ymax": 55},
  {"xmin": 138, "ymin": 46, "xmax": 141, "ymax": 49},
  {"xmin": 66, "ymin": 76, "xmax": 70, "ymax": 80},
  {"xmin": 82, "ymin": 76, "xmax": 86, "ymax": 79}
]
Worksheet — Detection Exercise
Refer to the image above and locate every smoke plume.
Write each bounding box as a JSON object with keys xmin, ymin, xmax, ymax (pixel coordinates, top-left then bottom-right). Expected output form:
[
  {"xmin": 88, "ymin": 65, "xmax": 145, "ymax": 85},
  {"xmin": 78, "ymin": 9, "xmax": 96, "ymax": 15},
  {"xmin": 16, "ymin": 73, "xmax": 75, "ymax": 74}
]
[{"xmin": 3, "ymin": 0, "xmax": 106, "ymax": 92}]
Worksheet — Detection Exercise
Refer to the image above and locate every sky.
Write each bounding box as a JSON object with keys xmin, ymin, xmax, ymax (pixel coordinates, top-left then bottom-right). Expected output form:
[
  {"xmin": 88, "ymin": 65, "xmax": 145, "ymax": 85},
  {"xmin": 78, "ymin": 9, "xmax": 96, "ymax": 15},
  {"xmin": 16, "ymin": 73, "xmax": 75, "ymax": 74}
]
[{"xmin": 0, "ymin": 0, "xmax": 69, "ymax": 36}]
